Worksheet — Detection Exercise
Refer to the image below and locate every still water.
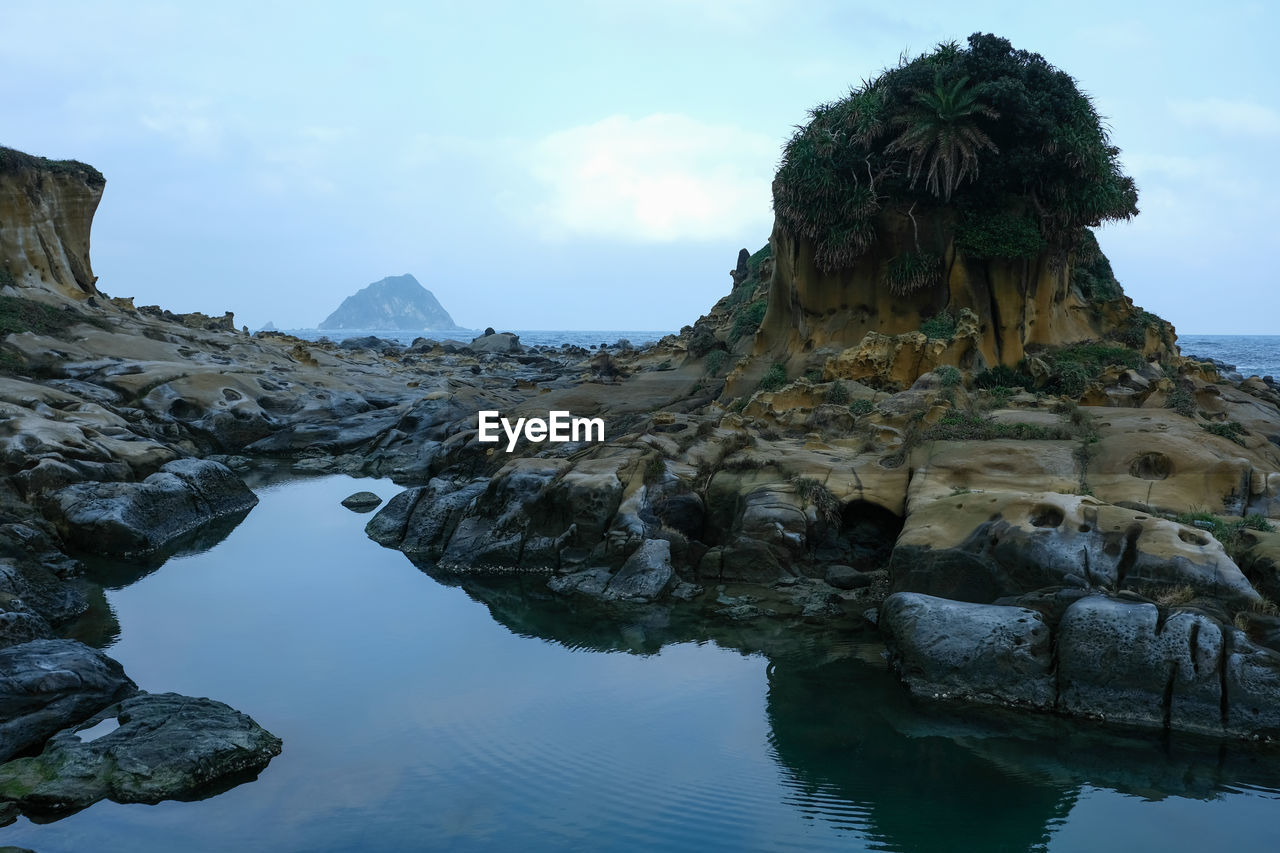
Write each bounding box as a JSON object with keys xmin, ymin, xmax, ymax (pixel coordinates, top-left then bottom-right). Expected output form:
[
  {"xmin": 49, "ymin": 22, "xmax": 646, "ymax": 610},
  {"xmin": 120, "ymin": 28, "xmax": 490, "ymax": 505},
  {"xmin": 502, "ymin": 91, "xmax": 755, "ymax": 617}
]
[{"xmin": 4, "ymin": 473, "xmax": 1280, "ymax": 852}]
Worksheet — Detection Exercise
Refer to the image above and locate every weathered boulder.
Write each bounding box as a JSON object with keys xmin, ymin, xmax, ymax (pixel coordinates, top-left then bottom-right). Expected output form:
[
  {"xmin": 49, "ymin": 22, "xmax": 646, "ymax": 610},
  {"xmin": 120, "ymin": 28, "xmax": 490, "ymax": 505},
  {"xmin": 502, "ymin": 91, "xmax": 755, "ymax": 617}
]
[
  {"xmin": 881, "ymin": 592, "xmax": 1055, "ymax": 708},
  {"xmin": 46, "ymin": 458, "xmax": 259, "ymax": 555},
  {"xmin": 469, "ymin": 332, "xmax": 522, "ymax": 354},
  {"xmin": 366, "ymin": 478, "xmax": 489, "ymax": 558},
  {"xmin": 340, "ymin": 490, "xmax": 382, "ymax": 511},
  {"xmin": 1057, "ymin": 596, "xmax": 1225, "ymax": 733},
  {"xmin": 891, "ymin": 491, "xmax": 1261, "ymax": 607},
  {"xmin": 0, "ymin": 640, "xmax": 136, "ymax": 763},
  {"xmin": 603, "ymin": 539, "xmax": 674, "ymax": 601},
  {"xmin": 0, "ymin": 692, "xmax": 282, "ymax": 816},
  {"xmin": 825, "ymin": 564, "xmax": 872, "ymax": 590}
]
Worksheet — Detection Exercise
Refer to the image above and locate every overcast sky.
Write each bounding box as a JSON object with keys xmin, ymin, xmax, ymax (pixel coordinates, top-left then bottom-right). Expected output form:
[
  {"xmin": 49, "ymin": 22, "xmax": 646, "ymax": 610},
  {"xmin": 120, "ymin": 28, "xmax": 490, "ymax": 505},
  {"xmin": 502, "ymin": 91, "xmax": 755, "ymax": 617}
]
[{"xmin": 3, "ymin": 1, "xmax": 1276, "ymax": 333}]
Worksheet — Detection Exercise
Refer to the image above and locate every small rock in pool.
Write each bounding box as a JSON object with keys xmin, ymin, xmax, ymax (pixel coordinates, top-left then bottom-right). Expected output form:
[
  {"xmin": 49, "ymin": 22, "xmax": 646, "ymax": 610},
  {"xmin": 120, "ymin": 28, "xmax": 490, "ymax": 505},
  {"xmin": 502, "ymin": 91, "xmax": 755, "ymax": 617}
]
[{"xmin": 341, "ymin": 491, "xmax": 383, "ymax": 512}]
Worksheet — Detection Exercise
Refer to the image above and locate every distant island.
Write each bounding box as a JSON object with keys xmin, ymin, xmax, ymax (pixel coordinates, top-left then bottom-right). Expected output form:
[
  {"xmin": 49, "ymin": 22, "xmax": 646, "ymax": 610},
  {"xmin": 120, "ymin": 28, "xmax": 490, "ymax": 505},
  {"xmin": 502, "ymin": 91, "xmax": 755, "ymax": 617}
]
[{"xmin": 319, "ymin": 274, "xmax": 460, "ymax": 330}]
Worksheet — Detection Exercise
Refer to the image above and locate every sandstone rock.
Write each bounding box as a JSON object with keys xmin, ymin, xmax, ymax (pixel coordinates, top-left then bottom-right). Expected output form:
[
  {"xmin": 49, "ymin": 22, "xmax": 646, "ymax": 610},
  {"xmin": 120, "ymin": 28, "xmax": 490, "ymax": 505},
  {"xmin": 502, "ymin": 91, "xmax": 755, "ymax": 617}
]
[
  {"xmin": 881, "ymin": 592, "xmax": 1055, "ymax": 709},
  {"xmin": 47, "ymin": 458, "xmax": 259, "ymax": 555},
  {"xmin": 891, "ymin": 491, "xmax": 1261, "ymax": 607},
  {"xmin": 0, "ymin": 692, "xmax": 282, "ymax": 816},
  {"xmin": 0, "ymin": 147, "xmax": 103, "ymax": 299},
  {"xmin": 0, "ymin": 639, "xmax": 136, "ymax": 762}
]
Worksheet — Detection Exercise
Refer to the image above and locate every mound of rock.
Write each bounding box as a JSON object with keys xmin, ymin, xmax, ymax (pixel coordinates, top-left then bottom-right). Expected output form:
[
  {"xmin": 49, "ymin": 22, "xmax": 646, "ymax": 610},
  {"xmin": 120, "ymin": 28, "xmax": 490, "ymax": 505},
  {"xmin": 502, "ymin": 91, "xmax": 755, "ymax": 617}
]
[
  {"xmin": 0, "ymin": 692, "xmax": 282, "ymax": 816},
  {"xmin": 46, "ymin": 458, "xmax": 259, "ymax": 555}
]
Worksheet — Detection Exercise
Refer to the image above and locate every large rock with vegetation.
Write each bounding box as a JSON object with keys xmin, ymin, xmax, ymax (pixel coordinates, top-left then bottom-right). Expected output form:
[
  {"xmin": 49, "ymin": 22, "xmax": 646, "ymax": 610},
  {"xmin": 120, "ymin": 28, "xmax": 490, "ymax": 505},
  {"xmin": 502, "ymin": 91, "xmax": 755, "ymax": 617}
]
[{"xmin": 715, "ymin": 35, "xmax": 1176, "ymax": 391}]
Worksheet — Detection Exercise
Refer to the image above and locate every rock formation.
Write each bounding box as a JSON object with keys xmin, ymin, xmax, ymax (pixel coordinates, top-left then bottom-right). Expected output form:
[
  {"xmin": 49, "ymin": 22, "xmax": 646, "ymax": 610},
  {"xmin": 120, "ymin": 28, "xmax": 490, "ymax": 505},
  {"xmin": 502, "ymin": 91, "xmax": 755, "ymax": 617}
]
[
  {"xmin": 319, "ymin": 273, "xmax": 461, "ymax": 330},
  {"xmin": 3, "ymin": 30, "xmax": 1280, "ymax": 827},
  {"xmin": 0, "ymin": 147, "xmax": 104, "ymax": 301}
]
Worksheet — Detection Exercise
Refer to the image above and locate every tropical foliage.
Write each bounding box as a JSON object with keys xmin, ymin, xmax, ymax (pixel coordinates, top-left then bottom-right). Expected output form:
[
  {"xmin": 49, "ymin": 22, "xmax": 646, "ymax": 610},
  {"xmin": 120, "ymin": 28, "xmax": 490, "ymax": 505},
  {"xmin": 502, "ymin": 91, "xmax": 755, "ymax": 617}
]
[{"xmin": 773, "ymin": 34, "xmax": 1138, "ymax": 274}]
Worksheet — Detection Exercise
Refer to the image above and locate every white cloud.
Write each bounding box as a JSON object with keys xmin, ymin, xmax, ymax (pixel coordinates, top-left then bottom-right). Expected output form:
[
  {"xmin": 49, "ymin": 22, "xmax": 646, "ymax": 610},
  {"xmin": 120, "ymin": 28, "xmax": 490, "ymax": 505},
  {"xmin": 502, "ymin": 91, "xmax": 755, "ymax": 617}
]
[
  {"xmin": 1169, "ymin": 98, "xmax": 1280, "ymax": 138},
  {"xmin": 530, "ymin": 114, "xmax": 777, "ymax": 242},
  {"xmin": 139, "ymin": 97, "xmax": 225, "ymax": 155}
]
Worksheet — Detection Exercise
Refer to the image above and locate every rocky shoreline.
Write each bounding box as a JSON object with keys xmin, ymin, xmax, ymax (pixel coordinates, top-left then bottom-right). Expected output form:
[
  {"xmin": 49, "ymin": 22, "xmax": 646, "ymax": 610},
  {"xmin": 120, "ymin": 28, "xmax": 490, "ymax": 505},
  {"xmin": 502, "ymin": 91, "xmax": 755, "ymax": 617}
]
[{"xmin": 4, "ymin": 105, "xmax": 1280, "ymax": 828}]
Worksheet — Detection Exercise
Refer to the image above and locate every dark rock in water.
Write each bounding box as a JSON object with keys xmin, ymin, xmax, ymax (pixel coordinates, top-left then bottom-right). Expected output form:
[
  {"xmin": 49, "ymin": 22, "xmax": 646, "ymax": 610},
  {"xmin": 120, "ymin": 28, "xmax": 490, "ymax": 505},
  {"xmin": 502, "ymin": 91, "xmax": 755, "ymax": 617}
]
[
  {"xmin": 0, "ymin": 692, "xmax": 282, "ymax": 816},
  {"xmin": 319, "ymin": 273, "xmax": 459, "ymax": 331},
  {"xmin": 46, "ymin": 459, "xmax": 259, "ymax": 556},
  {"xmin": 603, "ymin": 539, "xmax": 674, "ymax": 601},
  {"xmin": 825, "ymin": 564, "xmax": 871, "ymax": 590},
  {"xmin": 0, "ymin": 801, "xmax": 21, "ymax": 827},
  {"xmin": 341, "ymin": 491, "xmax": 383, "ymax": 511},
  {"xmin": 880, "ymin": 592, "xmax": 1055, "ymax": 709},
  {"xmin": 0, "ymin": 640, "xmax": 137, "ymax": 763}
]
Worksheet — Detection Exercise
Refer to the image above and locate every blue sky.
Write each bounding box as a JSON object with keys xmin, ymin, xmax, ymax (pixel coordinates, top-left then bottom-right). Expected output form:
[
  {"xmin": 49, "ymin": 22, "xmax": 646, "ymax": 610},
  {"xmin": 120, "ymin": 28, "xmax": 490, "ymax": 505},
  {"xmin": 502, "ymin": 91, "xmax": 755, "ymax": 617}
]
[{"xmin": 3, "ymin": 1, "xmax": 1277, "ymax": 333}]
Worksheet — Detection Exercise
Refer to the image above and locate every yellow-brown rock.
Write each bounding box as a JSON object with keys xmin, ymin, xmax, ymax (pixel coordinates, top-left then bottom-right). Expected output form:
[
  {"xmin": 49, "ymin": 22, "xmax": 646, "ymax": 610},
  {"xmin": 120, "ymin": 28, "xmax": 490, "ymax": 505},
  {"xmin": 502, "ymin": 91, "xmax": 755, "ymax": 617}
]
[{"xmin": 0, "ymin": 147, "xmax": 104, "ymax": 300}]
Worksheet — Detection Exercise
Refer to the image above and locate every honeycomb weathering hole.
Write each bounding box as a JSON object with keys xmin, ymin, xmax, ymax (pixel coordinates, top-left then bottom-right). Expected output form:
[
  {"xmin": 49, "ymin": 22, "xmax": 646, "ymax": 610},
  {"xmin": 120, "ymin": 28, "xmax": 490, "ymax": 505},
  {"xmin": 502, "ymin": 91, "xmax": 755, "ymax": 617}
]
[
  {"xmin": 1179, "ymin": 529, "xmax": 1210, "ymax": 547},
  {"xmin": 1129, "ymin": 452, "xmax": 1173, "ymax": 481},
  {"xmin": 1030, "ymin": 504, "xmax": 1065, "ymax": 528}
]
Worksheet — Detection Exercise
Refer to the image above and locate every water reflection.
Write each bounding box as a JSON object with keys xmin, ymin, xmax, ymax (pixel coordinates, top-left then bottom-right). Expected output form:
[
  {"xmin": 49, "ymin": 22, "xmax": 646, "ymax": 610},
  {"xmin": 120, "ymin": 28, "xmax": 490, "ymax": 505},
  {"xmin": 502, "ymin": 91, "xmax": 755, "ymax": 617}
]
[
  {"xmin": 418, "ymin": 560, "xmax": 1280, "ymax": 852},
  {"xmin": 9, "ymin": 472, "xmax": 1280, "ymax": 853}
]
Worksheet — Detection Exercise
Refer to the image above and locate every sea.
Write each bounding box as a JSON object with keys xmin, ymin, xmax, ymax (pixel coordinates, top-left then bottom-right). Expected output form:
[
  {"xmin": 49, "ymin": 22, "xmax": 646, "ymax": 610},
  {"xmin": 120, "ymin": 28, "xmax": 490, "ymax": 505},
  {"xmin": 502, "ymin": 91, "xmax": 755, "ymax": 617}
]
[
  {"xmin": 281, "ymin": 329, "xmax": 1280, "ymax": 378},
  {"xmin": 281, "ymin": 328, "xmax": 674, "ymax": 350}
]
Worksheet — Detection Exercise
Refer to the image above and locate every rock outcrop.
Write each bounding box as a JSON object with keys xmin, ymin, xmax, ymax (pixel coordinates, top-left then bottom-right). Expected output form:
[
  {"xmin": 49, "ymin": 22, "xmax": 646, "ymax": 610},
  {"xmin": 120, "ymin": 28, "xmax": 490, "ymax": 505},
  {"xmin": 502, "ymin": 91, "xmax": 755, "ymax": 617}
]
[
  {"xmin": 0, "ymin": 640, "xmax": 136, "ymax": 763},
  {"xmin": 46, "ymin": 458, "xmax": 259, "ymax": 556},
  {"xmin": 0, "ymin": 147, "xmax": 104, "ymax": 301},
  {"xmin": 0, "ymin": 692, "xmax": 282, "ymax": 817}
]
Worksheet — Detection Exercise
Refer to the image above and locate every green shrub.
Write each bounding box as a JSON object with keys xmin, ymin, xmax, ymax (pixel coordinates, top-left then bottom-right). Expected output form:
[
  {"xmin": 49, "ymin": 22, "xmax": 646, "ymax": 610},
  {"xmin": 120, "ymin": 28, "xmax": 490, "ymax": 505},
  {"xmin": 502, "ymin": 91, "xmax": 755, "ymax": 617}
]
[
  {"xmin": 974, "ymin": 364, "xmax": 1031, "ymax": 390},
  {"xmin": 731, "ymin": 300, "xmax": 767, "ymax": 342},
  {"xmin": 687, "ymin": 324, "xmax": 718, "ymax": 357},
  {"xmin": 849, "ymin": 399, "xmax": 875, "ymax": 416},
  {"xmin": 1243, "ymin": 514, "xmax": 1276, "ymax": 533},
  {"xmin": 0, "ymin": 294, "xmax": 105, "ymax": 337},
  {"xmin": 1071, "ymin": 228, "xmax": 1124, "ymax": 302},
  {"xmin": 1117, "ymin": 310, "xmax": 1161, "ymax": 349},
  {"xmin": 920, "ymin": 311, "xmax": 957, "ymax": 340},
  {"xmin": 955, "ymin": 211, "xmax": 1045, "ymax": 259},
  {"xmin": 887, "ymin": 251, "xmax": 943, "ymax": 295},
  {"xmin": 935, "ymin": 365, "xmax": 962, "ymax": 388},
  {"xmin": 923, "ymin": 410, "xmax": 1072, "ymax": 441},
  {"xmin": 1202, "ymin": 421, "xmax": 1248, "ymax": 446},
  {"xmin": 705, "ymin": 349, "xmax": 728, "ymax": 375},
  {"xmin": 643, "ymin": 455, "xmax": 666, "ymax": 484},
  {"xmin": 826, "ymin": 381, "xmax": 851, "ymax": 404},
  {"xmin": 760, "ymin": 363, "xmax": 788, "ymax": 392},
  {"xmin": 772, "ymin": 34, "xmax": 1138, "ymax": 275},
  {"xmin": 791, "ymin": 476, "xmax": 841, "ymax": 524},
  {"xmin": 745, "ymin": 243, "xmax": 772, "ymax": 278},
  {"xmin": 1166, "ymin": 386, "xmax": 1196, "ymax": 418},
  {"xmin": 0, "ymin": 145, "xmax": 105, "ymax": 185}
]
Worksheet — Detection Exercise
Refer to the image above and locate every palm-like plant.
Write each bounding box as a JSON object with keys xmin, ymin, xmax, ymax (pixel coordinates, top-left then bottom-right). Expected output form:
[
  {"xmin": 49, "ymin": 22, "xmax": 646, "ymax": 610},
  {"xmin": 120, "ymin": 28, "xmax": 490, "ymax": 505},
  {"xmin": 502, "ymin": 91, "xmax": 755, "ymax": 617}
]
[{"xmin": 885, "ymin": 73, "xmax": 999, "ymax": 201}]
